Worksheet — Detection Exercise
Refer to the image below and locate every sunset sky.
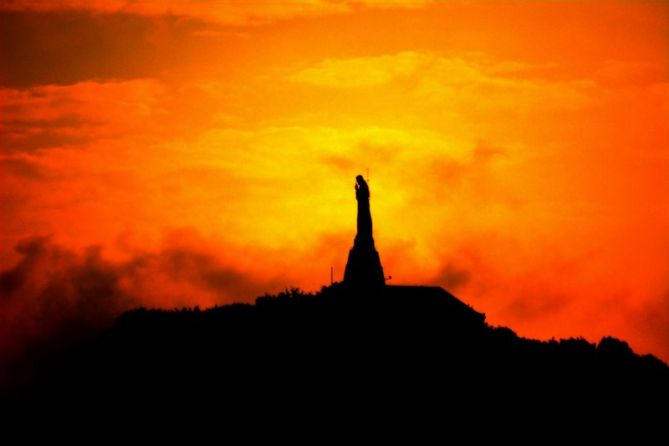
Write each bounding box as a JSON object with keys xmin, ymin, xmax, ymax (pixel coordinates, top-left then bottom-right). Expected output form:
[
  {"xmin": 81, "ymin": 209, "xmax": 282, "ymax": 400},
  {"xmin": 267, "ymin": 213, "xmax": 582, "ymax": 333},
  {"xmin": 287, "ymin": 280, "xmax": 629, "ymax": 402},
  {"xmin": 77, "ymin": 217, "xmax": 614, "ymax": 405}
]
[{"xmin": 1, "ymin": 0, "xmax": 668, "ymax": 368}]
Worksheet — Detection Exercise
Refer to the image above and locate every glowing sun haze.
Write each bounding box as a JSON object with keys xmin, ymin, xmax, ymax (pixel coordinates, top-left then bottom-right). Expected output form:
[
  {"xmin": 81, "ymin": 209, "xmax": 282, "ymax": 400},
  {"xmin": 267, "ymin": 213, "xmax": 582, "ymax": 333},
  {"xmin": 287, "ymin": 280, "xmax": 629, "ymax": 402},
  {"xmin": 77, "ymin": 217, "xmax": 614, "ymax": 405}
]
[{"xmin": 1, "ymin": 1, "xmax": 668, "ymax": 362}]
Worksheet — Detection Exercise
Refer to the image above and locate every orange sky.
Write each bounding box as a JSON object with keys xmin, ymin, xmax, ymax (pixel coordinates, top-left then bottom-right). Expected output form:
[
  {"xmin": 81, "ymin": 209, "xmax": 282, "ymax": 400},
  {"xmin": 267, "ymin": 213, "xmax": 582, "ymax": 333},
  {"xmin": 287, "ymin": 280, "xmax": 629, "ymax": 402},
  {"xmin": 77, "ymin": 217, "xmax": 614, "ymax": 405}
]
[{"xmin": 1, "ymin": 1, "xmax": 668, "ymax": 363}]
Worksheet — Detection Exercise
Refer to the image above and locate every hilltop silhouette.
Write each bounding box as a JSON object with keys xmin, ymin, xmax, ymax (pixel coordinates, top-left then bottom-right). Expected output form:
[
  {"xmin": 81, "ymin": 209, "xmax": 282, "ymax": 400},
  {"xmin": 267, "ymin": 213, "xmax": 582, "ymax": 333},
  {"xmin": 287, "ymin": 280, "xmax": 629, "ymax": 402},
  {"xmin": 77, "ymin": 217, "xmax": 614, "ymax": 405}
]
[
  {"xmin": 9, "ymin": 175, "xmax": 669, "ymax": 431},
  {"xmin": 17, "ymin": 285, "xmax": 669, "ymax": 421}
]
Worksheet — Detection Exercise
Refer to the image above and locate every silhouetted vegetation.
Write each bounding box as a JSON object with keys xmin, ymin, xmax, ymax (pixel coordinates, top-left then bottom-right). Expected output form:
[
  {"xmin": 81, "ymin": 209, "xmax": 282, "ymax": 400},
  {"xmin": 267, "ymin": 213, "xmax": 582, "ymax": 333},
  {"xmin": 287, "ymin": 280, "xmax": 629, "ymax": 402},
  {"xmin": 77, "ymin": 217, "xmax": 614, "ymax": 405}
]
[{"xmin": 12, "ymin": 284, "xmax": 667, "ymax": 430}]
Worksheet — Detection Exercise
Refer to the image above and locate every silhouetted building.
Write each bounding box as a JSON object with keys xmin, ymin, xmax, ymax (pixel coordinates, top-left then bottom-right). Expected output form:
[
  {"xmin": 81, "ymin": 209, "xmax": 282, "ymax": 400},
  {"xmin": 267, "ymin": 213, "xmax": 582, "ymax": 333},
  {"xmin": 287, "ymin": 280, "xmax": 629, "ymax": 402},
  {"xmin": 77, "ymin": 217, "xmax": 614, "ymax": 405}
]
[{"xmin": 344, "ymin": 175, "xmax": 385, "ymax": 288}]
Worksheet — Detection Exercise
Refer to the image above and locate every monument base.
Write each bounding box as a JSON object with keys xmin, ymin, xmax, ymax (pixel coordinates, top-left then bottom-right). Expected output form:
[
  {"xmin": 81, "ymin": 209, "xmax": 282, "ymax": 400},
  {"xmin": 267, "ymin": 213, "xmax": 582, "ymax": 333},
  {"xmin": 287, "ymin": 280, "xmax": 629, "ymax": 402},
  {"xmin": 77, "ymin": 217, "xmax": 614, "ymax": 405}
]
[{"xmin": 343, "ymin": 243, "xmax": 385, "ymax": 289}]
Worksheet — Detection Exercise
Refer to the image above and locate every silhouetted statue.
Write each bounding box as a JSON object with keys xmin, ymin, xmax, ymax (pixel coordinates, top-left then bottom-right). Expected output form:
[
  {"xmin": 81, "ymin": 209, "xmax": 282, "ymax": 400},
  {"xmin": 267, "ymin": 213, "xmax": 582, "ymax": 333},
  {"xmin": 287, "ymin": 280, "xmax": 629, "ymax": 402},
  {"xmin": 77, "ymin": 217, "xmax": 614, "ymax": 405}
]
[{"xmin": 344, "ymin": 175, "xmax": 385, "ymax": 288}]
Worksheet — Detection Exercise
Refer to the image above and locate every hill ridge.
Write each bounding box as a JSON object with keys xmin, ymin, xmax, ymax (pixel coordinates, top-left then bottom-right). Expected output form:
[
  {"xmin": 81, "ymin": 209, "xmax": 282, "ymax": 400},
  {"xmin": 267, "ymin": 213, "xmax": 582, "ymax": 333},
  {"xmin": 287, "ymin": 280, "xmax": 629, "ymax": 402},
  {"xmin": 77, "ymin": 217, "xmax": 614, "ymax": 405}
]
[{"xmin": 19, "ymin": 284, "xmax": 668, "ymax": 414}]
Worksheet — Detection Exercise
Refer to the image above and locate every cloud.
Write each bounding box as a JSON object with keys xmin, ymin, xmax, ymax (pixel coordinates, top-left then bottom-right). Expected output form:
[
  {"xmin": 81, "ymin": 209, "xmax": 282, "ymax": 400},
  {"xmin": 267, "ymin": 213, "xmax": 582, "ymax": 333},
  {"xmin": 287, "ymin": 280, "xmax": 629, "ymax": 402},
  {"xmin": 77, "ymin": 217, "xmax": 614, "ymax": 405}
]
[
  {"xmin": 0, "ymin": 80, "xmax": 164, "ymax": 152},
  {"xmin": 634, "ymin": 292, "xmax": 669, "ymax": 362},
  {"xmin": 291, "ymin": 52, "xmax": 428, "ymax": 88},
  {"xmin": 421, "ymin": 140, "xmax": 508, "ymax": 194},
  {"xmin": 0, "ymin": 234, "xmax": 279, "ymax": 394},
  {"xmin": 595, "ymin": 60, "xmax": 668, "ymax": 86},
  {"xmin": 0, "ymin": 1, "xmax": 431, "ymax": 26},
  {"xmin": 0, "ymin": 157, "xmax": 45, "ymax": 179},
  {"xmin": 505, "ymin": 290, "xmax": 569, "ymax": 321},
  {"xmin": 434, "ymin": 263, "xmax": 471, "ymax": 290},
  {"xmin": 291, "ymin": 51, "xmax": 595, "ymax": 111},
  {"xmin": 0, "ymin": 11, "xmax": 202, "ymax": 87}
]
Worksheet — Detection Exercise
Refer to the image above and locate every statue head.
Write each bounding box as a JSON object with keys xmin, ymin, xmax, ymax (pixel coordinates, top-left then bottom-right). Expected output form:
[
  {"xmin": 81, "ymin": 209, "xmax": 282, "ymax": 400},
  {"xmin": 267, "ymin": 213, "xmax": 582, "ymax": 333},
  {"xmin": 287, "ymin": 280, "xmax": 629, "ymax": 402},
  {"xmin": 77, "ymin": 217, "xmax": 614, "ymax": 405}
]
[{"xmin": 355, "ymin": 174, "xmax": 369, "ymax": 199}]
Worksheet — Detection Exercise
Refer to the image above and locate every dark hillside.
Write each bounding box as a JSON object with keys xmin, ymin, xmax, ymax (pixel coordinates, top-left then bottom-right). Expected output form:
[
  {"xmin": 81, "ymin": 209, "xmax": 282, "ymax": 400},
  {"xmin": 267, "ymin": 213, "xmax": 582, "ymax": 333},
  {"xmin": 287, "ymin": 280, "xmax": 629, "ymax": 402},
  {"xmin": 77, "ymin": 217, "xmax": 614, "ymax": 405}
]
[{"xmin": 18, "ymin": 284, "xmax": 668, "ymax": 425}]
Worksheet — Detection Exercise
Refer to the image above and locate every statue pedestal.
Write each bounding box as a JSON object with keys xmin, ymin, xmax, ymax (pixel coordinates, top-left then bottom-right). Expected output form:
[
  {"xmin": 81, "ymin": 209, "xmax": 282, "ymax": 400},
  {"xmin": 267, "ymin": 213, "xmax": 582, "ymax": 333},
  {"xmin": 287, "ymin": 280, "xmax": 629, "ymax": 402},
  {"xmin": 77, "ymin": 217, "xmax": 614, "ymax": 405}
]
[{"xmin": 344, "ymin": 242, "xmax": 385, "ymax": 289}]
